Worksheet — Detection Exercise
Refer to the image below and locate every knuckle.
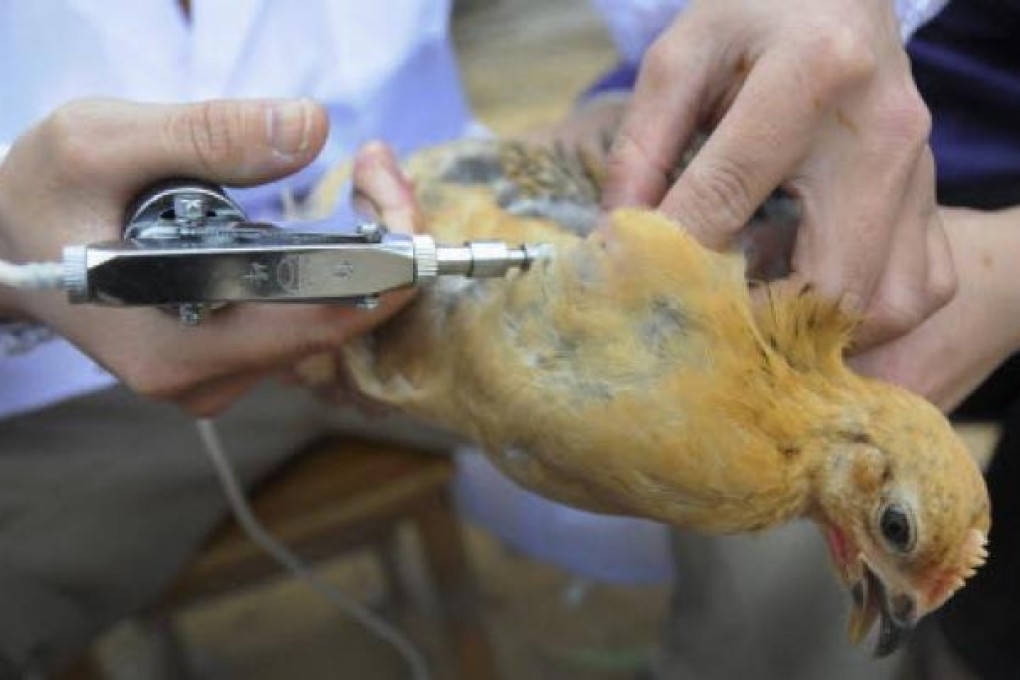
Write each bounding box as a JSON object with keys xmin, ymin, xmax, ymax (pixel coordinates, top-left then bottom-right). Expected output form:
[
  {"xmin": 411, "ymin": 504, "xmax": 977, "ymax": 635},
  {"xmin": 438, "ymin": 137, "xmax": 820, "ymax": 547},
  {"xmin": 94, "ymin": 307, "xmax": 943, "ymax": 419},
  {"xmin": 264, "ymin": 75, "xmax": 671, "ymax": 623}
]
[
  {"xmin": 876, "ymin": 88, "xmax": 932, "ymax": 147},
  {"xmin": 169, "ymin": 100, "xmax": 247, "ymax": 174},
  {"xmin": 604, "ymin": 129, "xmax": 674, "ymax": 208},
  {"xmin": 678, "ymin": 158, "xmax": 755, "ymax": 230},
  {"xmin": 40, "ymin": 98, "xmax": 110, "ymax": 178},
  {"xmin": 641, "ymin": 38, "xmax": 683, "ymax": 90},
  {"xmin": 608, "ymin": 128, "xmax": 672, "ymax": 182},
  {"xmin": 869, "ymin": 288, "xmax": 926, "ymax": 336},
  {"xmin": 801, "ymin": 27, "xmax": 877, "ymax": 93},
  {"xmin": 927, "ymin": 259, "xmax": 958, "ymax": 310}
]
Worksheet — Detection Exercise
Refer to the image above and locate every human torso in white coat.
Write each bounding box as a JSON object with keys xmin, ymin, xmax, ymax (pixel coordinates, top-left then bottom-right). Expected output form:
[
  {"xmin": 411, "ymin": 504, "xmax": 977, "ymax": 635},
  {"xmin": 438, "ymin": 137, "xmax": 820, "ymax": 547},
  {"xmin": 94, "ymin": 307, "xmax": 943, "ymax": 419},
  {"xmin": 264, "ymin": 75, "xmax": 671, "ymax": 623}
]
[{"xmin": 0, "ymin": 0, "xmax": 472, "ymax": 417}]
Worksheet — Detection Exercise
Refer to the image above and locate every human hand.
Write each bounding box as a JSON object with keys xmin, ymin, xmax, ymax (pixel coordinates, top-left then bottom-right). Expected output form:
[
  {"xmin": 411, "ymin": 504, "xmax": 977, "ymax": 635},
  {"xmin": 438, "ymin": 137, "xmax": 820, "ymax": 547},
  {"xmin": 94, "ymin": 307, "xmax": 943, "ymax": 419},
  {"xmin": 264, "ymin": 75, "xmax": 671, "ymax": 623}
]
[
  {"xmin": 526, "ymin": 94, "xmax": 628, "ymax": 168},
  {"xmin": 850, "ymin": 208, "xmax": 1020, "ymax": 412},
  {"xmin": 289, "ymin": 140, "xmax": 422, "ymax": 414},
  {"xmin": 603, "ymin": 0, "xmax": 955, "ymax": 348},
  {"xmin": 0, "ymin": 98, "xmax": 414, "ymax": 415}
]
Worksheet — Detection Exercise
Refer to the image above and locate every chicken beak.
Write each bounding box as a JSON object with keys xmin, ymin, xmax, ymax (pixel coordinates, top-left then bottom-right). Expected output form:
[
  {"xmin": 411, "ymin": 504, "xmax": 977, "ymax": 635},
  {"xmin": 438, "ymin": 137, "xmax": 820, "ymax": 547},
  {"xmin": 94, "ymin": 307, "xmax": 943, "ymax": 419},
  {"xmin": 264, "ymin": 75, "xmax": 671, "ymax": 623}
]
[
  {"xmin": 846, "ymin": 562, "xmax": 917, "ymax": 657},
  {"xmin": 847, "ymin": 564, "xmax": 879, "ymax": 645}
]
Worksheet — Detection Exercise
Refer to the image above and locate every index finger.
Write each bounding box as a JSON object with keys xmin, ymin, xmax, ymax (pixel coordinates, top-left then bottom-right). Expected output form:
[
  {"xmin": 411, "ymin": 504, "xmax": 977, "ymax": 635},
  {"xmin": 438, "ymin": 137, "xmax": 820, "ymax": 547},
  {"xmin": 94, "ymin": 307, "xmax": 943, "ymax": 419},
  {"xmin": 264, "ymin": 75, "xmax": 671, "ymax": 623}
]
[
  {"xmin": 659, "ymin": 50, "xmax": 822, "ymax": 249},
  {"xmin": 223, "ymin": 142, "xmax": 421, "ymax": 366},
  {"xmin": 602, "ymin": 23, "xmax": 716, "ymax": 209}
]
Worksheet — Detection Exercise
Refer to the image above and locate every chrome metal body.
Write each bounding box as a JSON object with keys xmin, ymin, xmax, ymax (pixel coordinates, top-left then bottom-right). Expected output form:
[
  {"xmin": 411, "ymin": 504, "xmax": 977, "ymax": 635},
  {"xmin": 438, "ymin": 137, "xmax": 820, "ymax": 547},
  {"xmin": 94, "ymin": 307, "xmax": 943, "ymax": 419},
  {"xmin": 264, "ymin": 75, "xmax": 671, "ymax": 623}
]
[{"xmin": 63, "ymin": 181, "xmax": 546, "ymax": 323}]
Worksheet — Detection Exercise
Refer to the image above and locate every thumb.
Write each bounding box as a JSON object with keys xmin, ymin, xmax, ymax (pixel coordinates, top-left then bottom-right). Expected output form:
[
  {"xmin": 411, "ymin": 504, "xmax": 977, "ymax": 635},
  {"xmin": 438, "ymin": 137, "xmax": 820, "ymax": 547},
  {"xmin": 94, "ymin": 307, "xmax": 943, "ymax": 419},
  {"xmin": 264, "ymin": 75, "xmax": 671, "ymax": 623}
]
[{"xmin": 60, "ymin": 97, "xmax": 329, "ymax": 190}]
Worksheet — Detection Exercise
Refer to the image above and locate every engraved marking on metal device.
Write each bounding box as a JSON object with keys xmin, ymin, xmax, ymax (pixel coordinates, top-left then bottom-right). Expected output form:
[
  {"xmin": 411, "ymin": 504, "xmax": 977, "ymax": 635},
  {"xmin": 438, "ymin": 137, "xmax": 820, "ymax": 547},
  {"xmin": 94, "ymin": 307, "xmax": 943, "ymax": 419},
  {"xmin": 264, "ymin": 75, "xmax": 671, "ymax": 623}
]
[
  {"xmin": 333, "ymin": 260, "xmax": 355, "ymax": 280},
  {"xmin": 243, "ymin": 262, "xmax": 270, "ymax": 285},
  {"xmin": 276, "ymin": 255, "xmax": 300, "ymax": 293}
]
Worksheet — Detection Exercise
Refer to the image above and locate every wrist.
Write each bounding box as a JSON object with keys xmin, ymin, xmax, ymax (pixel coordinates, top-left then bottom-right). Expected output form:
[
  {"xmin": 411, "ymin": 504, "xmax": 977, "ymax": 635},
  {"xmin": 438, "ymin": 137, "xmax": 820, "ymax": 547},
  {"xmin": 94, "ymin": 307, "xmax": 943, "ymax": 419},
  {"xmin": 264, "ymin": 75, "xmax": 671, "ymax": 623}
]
[
  {"xmin": 943, "ymin": 207, "xmax": 1020, "ymax": 355},
  {"xmin": 992, "ymin": 208, "xmax": 1020, "ymax": 351}
]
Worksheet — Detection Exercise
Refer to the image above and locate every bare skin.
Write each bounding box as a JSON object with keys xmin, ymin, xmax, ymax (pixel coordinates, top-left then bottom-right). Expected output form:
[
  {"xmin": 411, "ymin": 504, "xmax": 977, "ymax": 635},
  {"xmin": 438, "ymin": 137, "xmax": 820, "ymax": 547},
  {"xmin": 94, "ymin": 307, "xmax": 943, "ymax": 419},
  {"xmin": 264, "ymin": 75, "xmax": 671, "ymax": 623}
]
[
  {"xmin": 0, "ymin": 98, "xmax": 413, "ymax": 415},
  {"xmin": 851, "ymin": 207, "xmax": 1020, "ymax": 412},
  {"xmin": 603, "ymin": 0, "xmax": 955, "ymax": 350}
]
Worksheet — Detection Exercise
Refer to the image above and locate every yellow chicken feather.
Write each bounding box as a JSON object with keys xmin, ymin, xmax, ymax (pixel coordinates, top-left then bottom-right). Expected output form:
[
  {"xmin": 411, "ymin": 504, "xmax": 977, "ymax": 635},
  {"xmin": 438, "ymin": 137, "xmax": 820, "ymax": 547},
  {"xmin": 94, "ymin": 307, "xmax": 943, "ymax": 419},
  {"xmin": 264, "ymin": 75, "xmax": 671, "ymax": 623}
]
[{"xmin": 306, "ymin": 138, "xmax": 990, "ymax": 655}]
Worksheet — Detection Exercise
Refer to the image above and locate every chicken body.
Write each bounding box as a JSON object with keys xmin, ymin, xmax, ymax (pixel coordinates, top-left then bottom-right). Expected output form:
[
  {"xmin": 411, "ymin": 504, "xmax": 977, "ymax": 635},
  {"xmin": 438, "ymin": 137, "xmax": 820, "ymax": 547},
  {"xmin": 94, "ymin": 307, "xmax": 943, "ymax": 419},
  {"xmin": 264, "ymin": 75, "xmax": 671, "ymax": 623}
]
[{"xmin": 309, "ymin": 138, "xmax": 990, "ymax": 653}]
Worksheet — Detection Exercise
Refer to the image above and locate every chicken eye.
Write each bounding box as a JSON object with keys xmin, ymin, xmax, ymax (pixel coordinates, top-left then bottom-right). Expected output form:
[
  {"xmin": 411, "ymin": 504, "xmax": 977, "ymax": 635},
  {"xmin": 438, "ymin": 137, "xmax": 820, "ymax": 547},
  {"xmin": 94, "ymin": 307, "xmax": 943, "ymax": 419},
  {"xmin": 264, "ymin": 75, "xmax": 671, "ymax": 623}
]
[{"xmin": 879, "ymin": 503, "xmax": 915, "ymax": 553}]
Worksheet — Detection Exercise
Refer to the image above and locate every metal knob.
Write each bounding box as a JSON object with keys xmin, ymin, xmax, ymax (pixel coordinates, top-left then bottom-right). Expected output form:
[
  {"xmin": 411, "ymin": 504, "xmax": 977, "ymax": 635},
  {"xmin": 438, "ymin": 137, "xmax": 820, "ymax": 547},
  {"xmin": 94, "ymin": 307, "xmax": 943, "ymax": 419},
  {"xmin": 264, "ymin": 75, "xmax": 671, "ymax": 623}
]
[
  {"xmin": 413, "ymin": 235, "xmax": 439, "ymax": 282},
  {"xmin": 62, "ymin": 245, "xmax": 88, "ymax": 303}
]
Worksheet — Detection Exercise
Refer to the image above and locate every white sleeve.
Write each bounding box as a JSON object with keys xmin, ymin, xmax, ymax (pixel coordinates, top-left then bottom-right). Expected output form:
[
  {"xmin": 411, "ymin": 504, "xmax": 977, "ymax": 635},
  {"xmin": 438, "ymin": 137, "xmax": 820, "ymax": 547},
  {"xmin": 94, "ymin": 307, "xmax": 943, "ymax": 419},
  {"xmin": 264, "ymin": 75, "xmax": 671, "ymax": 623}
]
[
  {"xmin": 894, "ymin": 0, "xmax": 952, "ymax": 40},
  {"xmin": 590, "ymin": 0, "xmax": 951, "ymax": 63}
]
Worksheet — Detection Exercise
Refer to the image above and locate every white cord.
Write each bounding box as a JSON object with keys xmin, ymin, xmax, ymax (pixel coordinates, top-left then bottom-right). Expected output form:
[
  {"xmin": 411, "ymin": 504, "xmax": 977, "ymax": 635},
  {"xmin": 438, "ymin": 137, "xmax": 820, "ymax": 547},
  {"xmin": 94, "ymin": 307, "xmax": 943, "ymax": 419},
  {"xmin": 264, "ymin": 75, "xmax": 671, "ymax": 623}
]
[
  {"xmin": 194, "ymin": 418, "xmax": 430, "ymax": 680},
  {"xmin": 0, "ymin": 259, "xmax": 64, "ymax": 290}
]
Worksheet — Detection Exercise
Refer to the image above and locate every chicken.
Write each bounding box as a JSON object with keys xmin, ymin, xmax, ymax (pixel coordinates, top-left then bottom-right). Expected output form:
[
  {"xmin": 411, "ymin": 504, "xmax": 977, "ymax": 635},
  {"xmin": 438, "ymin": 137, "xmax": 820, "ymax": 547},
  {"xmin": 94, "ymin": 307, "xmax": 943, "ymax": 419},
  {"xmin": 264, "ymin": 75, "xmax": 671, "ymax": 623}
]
[{"xmin": 305, "ymin": 138, "xmax": 990, "ymax": 655}]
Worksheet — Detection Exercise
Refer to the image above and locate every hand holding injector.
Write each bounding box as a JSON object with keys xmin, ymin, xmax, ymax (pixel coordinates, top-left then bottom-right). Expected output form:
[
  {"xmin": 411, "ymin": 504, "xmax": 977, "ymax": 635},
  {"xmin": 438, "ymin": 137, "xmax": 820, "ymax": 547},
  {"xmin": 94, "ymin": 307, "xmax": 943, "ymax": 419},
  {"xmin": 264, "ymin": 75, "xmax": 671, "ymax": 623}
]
[{"xmin": 54, "ymin": 181, "xmax": 548, "ymax": 324}]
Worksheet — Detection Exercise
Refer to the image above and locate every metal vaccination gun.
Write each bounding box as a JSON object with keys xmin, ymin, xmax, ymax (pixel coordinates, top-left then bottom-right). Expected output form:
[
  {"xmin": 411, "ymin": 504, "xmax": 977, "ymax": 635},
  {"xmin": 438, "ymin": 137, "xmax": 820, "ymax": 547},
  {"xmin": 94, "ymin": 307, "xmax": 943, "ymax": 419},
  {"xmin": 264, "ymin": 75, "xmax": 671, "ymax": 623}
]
[{"xmin": 61, "ymin": 181, "xmax": 549, "ymax": 324}]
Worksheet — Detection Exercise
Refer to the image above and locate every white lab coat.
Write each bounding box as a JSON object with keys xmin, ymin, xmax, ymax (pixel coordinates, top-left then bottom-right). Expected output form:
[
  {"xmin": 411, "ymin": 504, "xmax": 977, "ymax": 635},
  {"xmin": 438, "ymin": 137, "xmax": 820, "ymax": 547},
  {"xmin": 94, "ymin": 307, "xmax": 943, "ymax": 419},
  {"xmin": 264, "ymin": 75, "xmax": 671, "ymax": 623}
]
[{"xmin": 0, "ymin": 0, "xmax": 472, "ymax": 417}]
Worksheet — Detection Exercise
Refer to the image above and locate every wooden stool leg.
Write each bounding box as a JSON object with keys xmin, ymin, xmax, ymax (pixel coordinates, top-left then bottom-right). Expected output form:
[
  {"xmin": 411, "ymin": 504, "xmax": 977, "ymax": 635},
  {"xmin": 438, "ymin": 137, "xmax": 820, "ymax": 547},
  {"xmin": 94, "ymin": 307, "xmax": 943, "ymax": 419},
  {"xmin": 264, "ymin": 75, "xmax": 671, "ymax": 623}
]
[
  {"xmin": 377, "ymin": 529, "xmax": 409, "ymax": 604},
  {"xmin": 131, "ymin": 613, "xmax": 196, "ymax": 680},
  {"xmin": 58, "ymin": 653, "xmax": 104, "ymax": 680},
  {"xmin": 59, "ymin": 614, "xmax": 190, "ymax": 680},
  {"xmin": 414, "ymin": 491, "xmax": 498, "ymax": 680}
]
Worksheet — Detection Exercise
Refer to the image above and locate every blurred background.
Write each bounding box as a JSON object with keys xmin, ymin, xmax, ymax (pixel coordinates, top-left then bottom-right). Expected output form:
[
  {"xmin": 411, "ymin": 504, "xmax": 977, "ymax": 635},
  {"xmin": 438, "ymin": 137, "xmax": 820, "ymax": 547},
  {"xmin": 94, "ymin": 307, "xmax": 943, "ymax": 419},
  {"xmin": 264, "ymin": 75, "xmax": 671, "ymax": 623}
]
[{"xmin": 84, "ymin": 2, "xmax": 1001, "ymax": 679}]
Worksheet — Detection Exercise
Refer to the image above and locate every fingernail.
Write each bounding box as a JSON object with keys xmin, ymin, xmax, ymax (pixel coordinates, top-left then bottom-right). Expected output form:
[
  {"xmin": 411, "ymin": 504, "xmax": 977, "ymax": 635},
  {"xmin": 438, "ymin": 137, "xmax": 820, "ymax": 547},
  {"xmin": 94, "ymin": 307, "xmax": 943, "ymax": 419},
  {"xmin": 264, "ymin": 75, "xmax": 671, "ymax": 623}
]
[{"xmin": 266, "ymin": 99, "xmax": 311, "ymax": 157}]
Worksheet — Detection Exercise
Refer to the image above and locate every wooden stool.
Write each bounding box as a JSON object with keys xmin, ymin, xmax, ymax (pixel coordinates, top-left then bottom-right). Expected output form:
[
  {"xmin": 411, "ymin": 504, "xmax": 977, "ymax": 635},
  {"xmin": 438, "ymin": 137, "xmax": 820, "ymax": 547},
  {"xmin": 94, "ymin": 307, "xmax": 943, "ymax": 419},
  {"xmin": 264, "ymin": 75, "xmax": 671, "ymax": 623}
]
[{"xmin": 132, "ymin": 436, "xmax": 497, "ymax": 679}]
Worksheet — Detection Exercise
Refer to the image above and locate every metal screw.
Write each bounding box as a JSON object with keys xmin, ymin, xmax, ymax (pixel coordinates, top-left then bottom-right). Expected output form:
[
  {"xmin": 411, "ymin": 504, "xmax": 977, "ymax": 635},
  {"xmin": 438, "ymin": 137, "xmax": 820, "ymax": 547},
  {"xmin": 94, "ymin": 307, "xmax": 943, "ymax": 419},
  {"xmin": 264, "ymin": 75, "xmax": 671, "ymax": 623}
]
[
  {"xmin": 355, "ymin": 295, "xmax": 380, "ymax": 311},
  {"xmin": 179, "ymin": 303, "xmax": 205, "ymax": 325},
  {"xmin": 356, "ymin": 222, "xmax": 383, "ymax": 243},
  {"xmin": 174, "ymin": 194, "xmax": 209, "ymax": 223}
]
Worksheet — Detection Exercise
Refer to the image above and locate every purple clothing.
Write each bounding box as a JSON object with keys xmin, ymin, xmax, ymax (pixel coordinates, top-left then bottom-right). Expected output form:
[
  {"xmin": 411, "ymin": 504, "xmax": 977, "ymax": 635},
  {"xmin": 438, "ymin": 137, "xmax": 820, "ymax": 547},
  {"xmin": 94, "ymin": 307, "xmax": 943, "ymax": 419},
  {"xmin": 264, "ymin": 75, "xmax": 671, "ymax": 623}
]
[
  {"xmin": 581, "ymin": 61, "xmax": 640, "ymax": 102},
  {"xmin": 909, "ymin": 5, "xmax": 1020, "ymax": 680},
  {"xmin": 909, "ymin": 0, "xmax": 1020, "ymax": 207}
]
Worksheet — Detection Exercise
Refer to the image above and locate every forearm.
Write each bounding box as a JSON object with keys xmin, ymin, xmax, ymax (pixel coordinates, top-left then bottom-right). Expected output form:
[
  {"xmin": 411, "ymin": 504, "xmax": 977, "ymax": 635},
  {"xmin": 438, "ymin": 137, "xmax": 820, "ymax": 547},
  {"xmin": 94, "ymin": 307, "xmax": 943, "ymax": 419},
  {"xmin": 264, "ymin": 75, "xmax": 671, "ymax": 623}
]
[{"xmin": 949, "ymin": 207, "xmax": 1020, "ymax": 355}]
